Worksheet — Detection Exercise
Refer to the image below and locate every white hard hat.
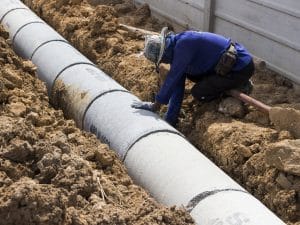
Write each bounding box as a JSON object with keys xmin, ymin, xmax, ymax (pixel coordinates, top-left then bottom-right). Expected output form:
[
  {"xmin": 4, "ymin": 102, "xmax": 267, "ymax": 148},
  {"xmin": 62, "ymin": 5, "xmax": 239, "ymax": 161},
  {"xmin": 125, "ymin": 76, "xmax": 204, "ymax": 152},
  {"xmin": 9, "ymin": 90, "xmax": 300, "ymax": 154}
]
[{"xmin": 143, "ymin": 27, "xmax": 169, "ymax": 67}]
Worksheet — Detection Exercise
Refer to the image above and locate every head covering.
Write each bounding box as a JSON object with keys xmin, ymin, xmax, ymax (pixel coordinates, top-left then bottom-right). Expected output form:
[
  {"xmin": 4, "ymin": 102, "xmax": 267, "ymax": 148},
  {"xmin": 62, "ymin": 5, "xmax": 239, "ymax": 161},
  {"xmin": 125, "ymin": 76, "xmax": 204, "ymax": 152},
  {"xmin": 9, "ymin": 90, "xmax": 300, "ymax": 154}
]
[{"xmin": 143, "ymin": 27, "xmax": 169, "ymax": 67}]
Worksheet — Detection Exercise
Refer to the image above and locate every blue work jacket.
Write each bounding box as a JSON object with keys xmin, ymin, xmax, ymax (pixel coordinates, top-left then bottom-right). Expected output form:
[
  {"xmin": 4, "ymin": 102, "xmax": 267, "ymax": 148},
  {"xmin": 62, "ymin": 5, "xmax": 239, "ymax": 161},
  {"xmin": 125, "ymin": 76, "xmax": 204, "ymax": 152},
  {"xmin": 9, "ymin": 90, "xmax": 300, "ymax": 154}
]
[{"xmin": 156, "ymin": 31, "xmax": 252, "ymax": 125}]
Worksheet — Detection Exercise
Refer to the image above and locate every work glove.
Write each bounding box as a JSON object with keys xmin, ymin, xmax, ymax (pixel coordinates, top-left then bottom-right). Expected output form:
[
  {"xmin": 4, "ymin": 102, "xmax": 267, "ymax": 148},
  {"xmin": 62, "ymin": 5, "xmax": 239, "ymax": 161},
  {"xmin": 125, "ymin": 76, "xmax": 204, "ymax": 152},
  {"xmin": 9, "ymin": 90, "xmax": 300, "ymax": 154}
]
[{"xmin": 131, "ymin": 100, "xmax": 155, "ymax": 112}]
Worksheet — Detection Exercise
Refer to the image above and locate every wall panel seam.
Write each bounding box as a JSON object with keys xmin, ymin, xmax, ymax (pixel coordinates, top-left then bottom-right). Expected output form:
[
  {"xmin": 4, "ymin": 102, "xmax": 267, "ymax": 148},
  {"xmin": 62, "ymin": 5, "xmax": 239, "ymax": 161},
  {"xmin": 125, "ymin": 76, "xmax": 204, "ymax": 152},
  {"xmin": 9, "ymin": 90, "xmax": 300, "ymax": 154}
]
[
  {"xmin": 215, "ymin": 11, "xmax": 300, "ymax": 52},
  {"xmin": 176, "ymin": 0, "xmax": 204, "ymax": 12},
  {"xmin": 247, "ymin": 0, "xmax": 300, "ymax": 18}
]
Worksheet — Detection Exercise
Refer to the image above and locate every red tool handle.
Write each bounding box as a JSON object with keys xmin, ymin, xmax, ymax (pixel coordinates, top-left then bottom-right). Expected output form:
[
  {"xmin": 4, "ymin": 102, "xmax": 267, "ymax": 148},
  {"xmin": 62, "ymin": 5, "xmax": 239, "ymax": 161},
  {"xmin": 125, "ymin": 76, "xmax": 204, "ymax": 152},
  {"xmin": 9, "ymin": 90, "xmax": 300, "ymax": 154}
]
[{"xmin": 227, "ymin": 89, "xmax": 271, "ymax": 114}]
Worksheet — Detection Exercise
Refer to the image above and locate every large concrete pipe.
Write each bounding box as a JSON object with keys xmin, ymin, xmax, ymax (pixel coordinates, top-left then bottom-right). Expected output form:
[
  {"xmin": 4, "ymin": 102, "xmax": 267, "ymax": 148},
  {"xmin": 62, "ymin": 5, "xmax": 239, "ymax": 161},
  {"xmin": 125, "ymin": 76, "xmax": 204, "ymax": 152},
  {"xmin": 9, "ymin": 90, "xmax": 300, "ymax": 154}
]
[{"xmin": 0, "ymin": 1, "xmax": 286, "ymax": 224}]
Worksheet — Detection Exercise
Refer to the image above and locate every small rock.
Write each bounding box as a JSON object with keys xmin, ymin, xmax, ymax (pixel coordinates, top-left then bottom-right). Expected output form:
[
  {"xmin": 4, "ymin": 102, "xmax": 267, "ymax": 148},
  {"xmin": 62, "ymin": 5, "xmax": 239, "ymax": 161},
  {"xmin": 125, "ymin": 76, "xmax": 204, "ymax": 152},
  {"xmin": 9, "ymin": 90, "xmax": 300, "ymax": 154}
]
[
  {"xmin": 22, "ymin": 60, "xmax": 37, "ymax": 74},
  {"xmin": 265, "ymin": 139, "xmax": 300, "ymax": 176},
  {"xmin": 26, "ymin": 111, "xmax": 39, "ymax": 125},
  {"xmin": 276, "ymin": 172, "xmax": 292, "ymax": 189},
  {"xmin": 237, "ymin": 144, "xmax": 253, "ymax": 158},
  {"xmin": 218, "ymin": 97, "xmax": 246, "ymax": 118},
  {"xmin": 2, "ymin": 69, "xmax": 22, "ymax": 88},
  {"xmin": 95, "ymin": 146, "xmax": 114, "ymax": 167},
  {"xmin": 269, "ymin": 107, "xmax": 300, "ymax": 138},
  {"xmin": 0, "ymin": 29, "xmax": 9, "ymax": 39},
  {"xmin": 245, "ymin": 110, "xmax": 270, "ymax": 125},
  {"xmin": 1, "ymin": 139, "xmax": 33, "ymax": 162},
  {"xmin": 278, "ymin": 130, "xmax": 293, "ymax": 140},
  {"xmin": 8, "ymin": 102, "xmax": 26, "ymax": 116},
  {"xmin": 157, "ymin": 216, "xmax": 163, "ymax": 222}
]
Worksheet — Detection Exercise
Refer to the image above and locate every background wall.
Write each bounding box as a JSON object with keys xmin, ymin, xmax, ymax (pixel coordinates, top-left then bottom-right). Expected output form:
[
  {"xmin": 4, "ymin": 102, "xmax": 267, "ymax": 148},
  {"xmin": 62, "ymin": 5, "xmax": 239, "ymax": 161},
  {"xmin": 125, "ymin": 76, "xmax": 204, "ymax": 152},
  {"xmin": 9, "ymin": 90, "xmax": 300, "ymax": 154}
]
[{"xmin": 134, "ymin": 0, "xmax": 300, "ymax": 84}]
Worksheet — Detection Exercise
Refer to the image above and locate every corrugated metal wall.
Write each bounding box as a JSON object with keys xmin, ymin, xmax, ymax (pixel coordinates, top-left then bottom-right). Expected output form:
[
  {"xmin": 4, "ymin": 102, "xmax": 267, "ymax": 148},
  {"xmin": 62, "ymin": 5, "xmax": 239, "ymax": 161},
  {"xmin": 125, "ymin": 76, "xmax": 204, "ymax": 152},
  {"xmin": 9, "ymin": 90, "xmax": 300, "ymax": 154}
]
[{"xmin": 134, "ymin": 0, "xmax": 300, "ymax": 84}]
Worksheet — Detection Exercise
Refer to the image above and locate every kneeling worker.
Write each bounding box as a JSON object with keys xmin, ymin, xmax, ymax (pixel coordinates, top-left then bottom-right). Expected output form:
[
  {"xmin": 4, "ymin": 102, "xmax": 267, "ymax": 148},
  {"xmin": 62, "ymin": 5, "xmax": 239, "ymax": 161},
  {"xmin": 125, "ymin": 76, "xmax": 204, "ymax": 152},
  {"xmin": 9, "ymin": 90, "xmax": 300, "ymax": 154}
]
[{"xmin": 132, "ymin": 27, "xmax": 254, "ymax": 126}]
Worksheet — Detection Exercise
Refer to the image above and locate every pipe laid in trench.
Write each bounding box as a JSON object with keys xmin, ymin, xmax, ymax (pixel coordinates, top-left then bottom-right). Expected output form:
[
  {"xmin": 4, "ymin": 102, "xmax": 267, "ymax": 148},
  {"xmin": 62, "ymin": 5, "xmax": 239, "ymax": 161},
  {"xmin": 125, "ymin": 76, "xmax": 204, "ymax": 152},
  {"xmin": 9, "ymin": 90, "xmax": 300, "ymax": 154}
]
[{"xmin": 0, "ymin": 1, "xmax": 286, "ymax": 224}]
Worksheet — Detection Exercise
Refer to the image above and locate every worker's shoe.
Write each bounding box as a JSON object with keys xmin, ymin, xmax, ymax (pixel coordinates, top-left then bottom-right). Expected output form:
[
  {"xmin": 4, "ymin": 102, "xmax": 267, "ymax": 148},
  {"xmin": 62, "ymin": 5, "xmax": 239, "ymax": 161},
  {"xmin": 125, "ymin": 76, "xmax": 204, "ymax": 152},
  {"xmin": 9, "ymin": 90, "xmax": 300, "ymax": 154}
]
[{"xmin": 237, "ymin": 80, "xmax": 253, "ymax": 95}]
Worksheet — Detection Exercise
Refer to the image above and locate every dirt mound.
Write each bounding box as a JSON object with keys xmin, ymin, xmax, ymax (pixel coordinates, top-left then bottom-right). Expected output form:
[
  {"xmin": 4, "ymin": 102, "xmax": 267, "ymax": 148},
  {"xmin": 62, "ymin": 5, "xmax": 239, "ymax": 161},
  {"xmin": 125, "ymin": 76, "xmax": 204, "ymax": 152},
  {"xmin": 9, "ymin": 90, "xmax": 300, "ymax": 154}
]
[
  {"xmin": 270, "ymin": 107, "xmax": 300, "ymax": 138},
  {"xmin": 16, "ymin": 0, "xmax": 300, "ymax": 224},
  {"xmin": 0, "ymin": 25, "xmax": 194, "ymax": 225}
]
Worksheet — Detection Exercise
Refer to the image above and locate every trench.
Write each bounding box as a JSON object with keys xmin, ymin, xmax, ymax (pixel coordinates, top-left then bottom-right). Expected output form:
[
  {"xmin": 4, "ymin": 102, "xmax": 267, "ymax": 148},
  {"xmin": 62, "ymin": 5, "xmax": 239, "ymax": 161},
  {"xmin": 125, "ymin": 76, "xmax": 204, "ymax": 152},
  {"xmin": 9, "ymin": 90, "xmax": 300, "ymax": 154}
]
[
  {"xmin": 23, "ymin": 0, "xmax": 300, "ymax": 224},
  {"xmin": 3, "ymin": 0, "xmax": 300, "ymax": 224}
]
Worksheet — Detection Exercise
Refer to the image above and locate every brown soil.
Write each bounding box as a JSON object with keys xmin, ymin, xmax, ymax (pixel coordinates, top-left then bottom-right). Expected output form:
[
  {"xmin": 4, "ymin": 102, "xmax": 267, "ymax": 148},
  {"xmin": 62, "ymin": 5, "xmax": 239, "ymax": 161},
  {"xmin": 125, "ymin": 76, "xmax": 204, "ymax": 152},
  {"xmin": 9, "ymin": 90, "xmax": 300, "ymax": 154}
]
[
  {"xmin": 12, "ymin": 0, "xmax": 300, "ymax": 224},
  {"xmin": 0, "ymin": 26, "xmax": 194, "ymax": 224}
]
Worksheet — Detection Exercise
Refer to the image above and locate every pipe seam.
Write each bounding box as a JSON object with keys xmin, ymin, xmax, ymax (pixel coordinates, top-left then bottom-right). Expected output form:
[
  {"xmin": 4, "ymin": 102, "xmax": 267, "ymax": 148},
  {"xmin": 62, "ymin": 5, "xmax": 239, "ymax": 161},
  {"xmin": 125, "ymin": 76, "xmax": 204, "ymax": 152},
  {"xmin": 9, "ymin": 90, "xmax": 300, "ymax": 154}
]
[
  {"xmin": 12, "ymin": 21, "xmax": 45, "ymax": 44},
  {"xmin": 29, "ymin": 39, "xmax": 70, "ymax": 60},
  {"xmin": 122, "ymin": 129, "xmax": 184, "ymax": 162},
  {"xmin": 0, "ymin": 7, "xmax": 28, "ymax": 23},
  {"xmin": 186, "ymin": 188, "xmax": 249, "ymax": 213},
  {"xmin": 81, "ymin": 89, "xmax": 130, "ymax": 129},
  {"xmin": 50, "ymin": 62, "xmax": 97, "ymax": 95}
]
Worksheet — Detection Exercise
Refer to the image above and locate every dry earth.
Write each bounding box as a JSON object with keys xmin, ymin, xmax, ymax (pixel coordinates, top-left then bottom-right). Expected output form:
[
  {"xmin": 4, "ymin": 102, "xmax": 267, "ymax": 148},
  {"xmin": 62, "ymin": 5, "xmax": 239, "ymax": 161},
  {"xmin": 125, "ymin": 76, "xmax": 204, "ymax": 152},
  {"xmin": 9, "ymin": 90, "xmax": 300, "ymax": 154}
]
[
  {"xmin": 0, "ymin": 25, "xmax": 194, "ymax": 225},
  {"xmin": 6, "ymin": 0, "xmax": 300, "ymax": 224}
]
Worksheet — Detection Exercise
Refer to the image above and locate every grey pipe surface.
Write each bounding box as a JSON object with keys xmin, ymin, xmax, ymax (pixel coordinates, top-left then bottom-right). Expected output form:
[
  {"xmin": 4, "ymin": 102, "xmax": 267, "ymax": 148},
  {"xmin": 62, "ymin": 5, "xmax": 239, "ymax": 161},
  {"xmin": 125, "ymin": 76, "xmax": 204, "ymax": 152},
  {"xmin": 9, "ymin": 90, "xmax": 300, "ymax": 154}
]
[
  {"xmin": 52, "ymin": 63, "xmax": 128, "ymax": 128},
  {"xmin": 83, "ymin": 91, "xmax": 181, "ymax": 159},
  {"xmin": 0, "ymin": 1, "xmax": 286, "ymax": 224},
  {"xmin": 31, "ymin": 41, "xmax": 94, "ymax": 95},
  {"xmin": 14, "ymin": 22, "xmax": 67, "ymax": 59}
]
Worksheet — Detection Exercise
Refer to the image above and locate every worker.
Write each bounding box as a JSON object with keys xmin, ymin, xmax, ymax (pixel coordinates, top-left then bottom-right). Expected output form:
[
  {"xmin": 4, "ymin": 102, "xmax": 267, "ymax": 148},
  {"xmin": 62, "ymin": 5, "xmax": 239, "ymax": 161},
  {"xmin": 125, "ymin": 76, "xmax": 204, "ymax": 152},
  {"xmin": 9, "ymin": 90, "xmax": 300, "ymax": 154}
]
[{"xmin": 132, "ymin": 27, "xmax": 254, "ymax": 126}]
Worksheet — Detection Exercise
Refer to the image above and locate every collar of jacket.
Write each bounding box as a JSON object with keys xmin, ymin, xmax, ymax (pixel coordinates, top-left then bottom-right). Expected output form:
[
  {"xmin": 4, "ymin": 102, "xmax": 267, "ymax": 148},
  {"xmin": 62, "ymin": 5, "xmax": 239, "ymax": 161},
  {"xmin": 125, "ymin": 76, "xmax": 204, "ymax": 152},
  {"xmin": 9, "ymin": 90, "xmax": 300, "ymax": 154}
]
[{"xmin": 161, "ymin": 34, "xmax": 176, "ymax": 64}]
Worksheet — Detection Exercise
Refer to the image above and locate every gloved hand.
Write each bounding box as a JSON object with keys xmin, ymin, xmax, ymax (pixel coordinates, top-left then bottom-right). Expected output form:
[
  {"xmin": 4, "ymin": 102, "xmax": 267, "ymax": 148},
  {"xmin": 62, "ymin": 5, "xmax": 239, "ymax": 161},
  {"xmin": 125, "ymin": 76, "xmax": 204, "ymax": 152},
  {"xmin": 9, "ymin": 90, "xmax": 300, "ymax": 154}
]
[{"xmin": 131, "ymin": 100, "xmax": 155, "ymax": 112}]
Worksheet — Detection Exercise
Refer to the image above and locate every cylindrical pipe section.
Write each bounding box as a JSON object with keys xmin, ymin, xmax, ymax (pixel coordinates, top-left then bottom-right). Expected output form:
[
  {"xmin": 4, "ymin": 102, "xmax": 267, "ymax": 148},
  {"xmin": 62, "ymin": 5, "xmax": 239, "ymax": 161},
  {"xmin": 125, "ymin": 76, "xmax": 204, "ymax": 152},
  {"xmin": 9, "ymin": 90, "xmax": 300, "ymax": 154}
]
[
  {"xmin": 1, "ymin": 8, "xmax": 44, "ymax": 41},
  {"xmin": 191, "ymin": 191, "xmax": 285, "ymax": 224},
  {"xmin": 125, "ymin": 132, "xmax": 285, "ymax": 224},
  {"xmin": 0, "ymin": 1, "xmax": 286, "ymax": 224},
  {"xmin": 83, "ymin": 91, "xmax": 181, "ymax": 159},
  {"xmin": 124, "ymin": 132, "xmax": 243, "ymax": 205},
  {"xmin": 52, "ymin": 64, "xmax": 128, "ymax": 128},
  {"xmin": 31, "ymin": 41, "xmax": 93, "ymax": 95},
  {"xmin": 13, "ymin": 22, "xmax": 67, "ymax": 59},
  {"xmin": 0, "ymin": 0, "xmax": 28, "ymax": 21}
]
